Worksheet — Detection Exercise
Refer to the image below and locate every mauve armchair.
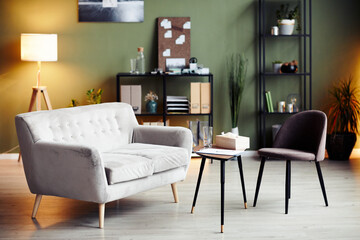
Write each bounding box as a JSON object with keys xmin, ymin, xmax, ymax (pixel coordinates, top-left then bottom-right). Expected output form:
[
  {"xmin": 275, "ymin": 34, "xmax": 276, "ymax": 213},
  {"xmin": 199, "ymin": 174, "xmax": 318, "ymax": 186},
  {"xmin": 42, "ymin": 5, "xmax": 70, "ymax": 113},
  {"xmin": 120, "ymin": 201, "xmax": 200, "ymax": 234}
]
[{"xmin": 253, "ymin": 110, "xmax": 329, "ymax": 214}]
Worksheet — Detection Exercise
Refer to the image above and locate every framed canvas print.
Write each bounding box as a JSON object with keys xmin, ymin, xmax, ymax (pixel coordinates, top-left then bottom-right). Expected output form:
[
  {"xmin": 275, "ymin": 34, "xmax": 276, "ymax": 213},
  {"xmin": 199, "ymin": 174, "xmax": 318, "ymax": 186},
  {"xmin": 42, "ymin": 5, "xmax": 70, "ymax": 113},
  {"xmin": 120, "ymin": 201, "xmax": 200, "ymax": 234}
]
[
  {"xmin": 78, "ymin": 0, "xmax": 144, "ymax": 22},
  {"xmin": 158, "ymin": 17, "xmax": 191, "ymax": 71}
]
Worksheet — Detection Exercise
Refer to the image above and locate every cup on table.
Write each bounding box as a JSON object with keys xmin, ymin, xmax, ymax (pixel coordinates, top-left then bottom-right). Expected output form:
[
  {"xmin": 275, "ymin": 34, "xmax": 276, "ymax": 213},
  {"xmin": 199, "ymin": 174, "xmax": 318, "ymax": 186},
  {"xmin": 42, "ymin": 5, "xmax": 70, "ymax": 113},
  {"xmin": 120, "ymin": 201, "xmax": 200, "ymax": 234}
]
[
  {"xmin": 130, "ymin": 58, "xmax": 137, "ymax": 74},
  {"xmin": 203, "ymin": 126, "xmax": 213, "ymax": 148}
]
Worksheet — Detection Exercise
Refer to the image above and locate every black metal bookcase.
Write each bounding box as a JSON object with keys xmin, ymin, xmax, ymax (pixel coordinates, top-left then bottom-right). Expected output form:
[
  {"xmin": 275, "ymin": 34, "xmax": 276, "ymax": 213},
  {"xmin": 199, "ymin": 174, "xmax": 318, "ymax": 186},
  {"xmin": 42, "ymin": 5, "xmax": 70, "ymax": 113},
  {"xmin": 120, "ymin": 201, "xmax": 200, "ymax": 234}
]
[
  {"xmin": 116, "ymin": 73, "xmax": 213, "ymax": 127},
  {"xmin": 258, "ymin": 0, "xmax": 312, "ymax": 147}
]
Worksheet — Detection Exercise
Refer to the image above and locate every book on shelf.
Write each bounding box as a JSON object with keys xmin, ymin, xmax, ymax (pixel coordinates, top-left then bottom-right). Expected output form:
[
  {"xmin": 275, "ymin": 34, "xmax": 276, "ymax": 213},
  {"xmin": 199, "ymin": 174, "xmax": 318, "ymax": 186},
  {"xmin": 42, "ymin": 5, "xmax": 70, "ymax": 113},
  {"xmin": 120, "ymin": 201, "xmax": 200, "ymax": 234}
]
[
  {"xmin": 190, "ymin": 82, "xmax": 201, "ymax": 114},
  {"xmin": 200, "ymin": 82, "xmax": 211, "ymax": 114},
  {"xmin": 265, "ymin": 91, "xmax": 274, "ymax": 113},
  {"xmin": 265, "ymin": 92, "xmax": 271, "ymax": 112}
]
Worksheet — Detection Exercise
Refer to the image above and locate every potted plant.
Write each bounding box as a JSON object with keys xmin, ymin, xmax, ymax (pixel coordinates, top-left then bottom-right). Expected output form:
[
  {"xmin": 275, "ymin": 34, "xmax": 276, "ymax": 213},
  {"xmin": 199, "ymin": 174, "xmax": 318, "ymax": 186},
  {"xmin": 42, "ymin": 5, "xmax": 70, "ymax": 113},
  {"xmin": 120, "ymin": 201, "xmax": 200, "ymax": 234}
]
[
  {"xmin": 227, "ymin": 53, "xmax": 248, "ymax": 135},
  {"xmin": 326, "ymin": 76, "xmax": 360, "ymax": 160},
  {"xmin": 276, "ymin": 4, "xmax": 300, "ymax": 35},
  {"xmin": 87, "ymin": 88, "xmax": 103, "ymax": 104},
  {"xmin": 272, "ymin": 60, "xmax": 282, "ymax": 73},
  {"xmin": 145, "ymin": 91, "xmax": 158, "ymax": 113}
]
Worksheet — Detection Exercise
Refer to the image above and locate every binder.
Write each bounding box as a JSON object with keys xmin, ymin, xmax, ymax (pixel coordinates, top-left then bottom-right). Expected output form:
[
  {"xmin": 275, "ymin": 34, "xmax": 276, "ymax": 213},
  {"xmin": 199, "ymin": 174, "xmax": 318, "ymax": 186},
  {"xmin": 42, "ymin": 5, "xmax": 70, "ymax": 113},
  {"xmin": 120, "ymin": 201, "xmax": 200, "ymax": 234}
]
[
  {"xmin": 200, "ymin": 82, "xmax": 211, "ymax": 114},
  {"xmin": 131, "ymin": 85, "xmax": 141, "ymax": 114},
  {"xmin": 190, "ymin": 82, "xmax": 201, "ymax": 114},
  {"xmin": 120, "ymin": 85, "xmax": 141, "ymax": 114},
  {"xmin": 120, "ymin": 85, "xmax": 131, "ymax": 105}
]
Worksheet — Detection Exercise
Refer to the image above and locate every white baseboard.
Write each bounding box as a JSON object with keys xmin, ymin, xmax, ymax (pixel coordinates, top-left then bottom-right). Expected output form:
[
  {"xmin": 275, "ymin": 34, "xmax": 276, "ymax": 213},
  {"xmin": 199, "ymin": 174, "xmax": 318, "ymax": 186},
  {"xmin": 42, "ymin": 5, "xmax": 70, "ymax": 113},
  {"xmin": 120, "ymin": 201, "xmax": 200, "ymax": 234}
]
[{"xmin": 0, "ymin": 153, "xmax": 19, "ymax": 160}]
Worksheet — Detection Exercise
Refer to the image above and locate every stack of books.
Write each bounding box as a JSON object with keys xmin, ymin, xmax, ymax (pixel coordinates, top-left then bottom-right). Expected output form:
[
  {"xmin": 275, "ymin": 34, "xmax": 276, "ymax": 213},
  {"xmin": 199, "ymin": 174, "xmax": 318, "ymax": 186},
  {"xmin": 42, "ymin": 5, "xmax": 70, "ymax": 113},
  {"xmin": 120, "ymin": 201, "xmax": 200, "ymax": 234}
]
[
  {"xmin": 265, "ymin": 91, "xmax": 274, "ymax": 113},
  {"xmin": 166, "ymin": 96, "xmax": 189, "ymax": 113}
]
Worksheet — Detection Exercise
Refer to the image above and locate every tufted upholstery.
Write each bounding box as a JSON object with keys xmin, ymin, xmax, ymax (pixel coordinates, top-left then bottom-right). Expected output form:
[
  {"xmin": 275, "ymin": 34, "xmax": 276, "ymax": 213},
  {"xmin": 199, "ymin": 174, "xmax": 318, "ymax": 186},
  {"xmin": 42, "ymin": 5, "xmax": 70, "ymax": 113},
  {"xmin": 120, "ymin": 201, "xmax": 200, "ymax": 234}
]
[
  {"xmin": 20, "ymin": 102, "xmax": 138, "ymax": 152},
  {"xmin": 15, "ymin": 102, "xmax": 192, "ymax": 205}
]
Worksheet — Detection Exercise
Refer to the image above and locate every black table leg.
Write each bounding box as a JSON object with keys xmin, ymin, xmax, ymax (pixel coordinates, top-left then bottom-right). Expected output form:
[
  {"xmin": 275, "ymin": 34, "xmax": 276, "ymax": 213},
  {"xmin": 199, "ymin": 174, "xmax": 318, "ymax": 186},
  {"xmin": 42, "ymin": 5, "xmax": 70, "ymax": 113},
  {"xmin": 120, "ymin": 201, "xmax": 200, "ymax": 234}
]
[
  {"xmin": 285, "ymin": 160, "xmax": 291, "ymax": 214},
  {"xmin": 191, "ymin": 157, "xmax": 206, "ymax": 214},
  {"xmin": 220, "ymin": 160, "xmax": 225, "ymax": 233},
  {"xmin": 237, "ymin": 155, "xmax": 247, "ymax": 209},
  {"xmin": 253, "ymin": 158, "xmax": 266, "ymax": 207}
]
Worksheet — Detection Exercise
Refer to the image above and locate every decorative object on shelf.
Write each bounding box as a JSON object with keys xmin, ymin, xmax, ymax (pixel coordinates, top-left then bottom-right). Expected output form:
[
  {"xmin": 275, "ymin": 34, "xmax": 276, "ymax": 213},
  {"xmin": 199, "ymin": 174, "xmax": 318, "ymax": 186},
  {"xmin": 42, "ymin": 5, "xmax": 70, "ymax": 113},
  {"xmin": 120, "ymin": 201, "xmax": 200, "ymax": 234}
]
[
  {"xmin": 272, "ymin": 60, "xmax": 282, "ymax": 73},
  {"xmin": 271, "ymin": 26, "xmax": 279, "ymax": 36},
  {"xmin": 286, "ymin": 93, "xmax": 300, "ymax": 112},
  {"xmin": 157, "ymin": 17, "xmax": 191, "ymax": 71},
  {"xmin": 280, "ymin": 60, "xmax": 298, "ymax": 73},
  {"xmin": 227, "ymin": 53, "xmax": 248, "ymax": 135},
  {"xmin": 145, "ymin": 91, "xmax": 159, "ymax": 114},
  {"xmin": 130, "ymin": 58, "xmax": 137, "ymax": 74},
  {"xmin": 78, "ymin": 0, "xmax": 144, "ymax": 22},
  {"xmin": 203, "ymin": 126, "xmax": 213, "ymax": 148},
  {"xmin": 277, "ymin": 101, "xmax": 285, "ymax": 113},
  {"xmin": 276, "ymin": 4, "xmax": 300, "ymax": 35},
  {"xmin": 287, "ymin": 103, "xmax": 293, "ymax": 113},
  {"xmin": 136, "ymin": 47, "xmax": 145, "ymax": 74},
  {"xmin": 326, "ymin": 76, "xmax": 360, "ymax": 160},
  {"xmin": 87, "ymin": 88, "xmax": 103, "ymax": 104}
]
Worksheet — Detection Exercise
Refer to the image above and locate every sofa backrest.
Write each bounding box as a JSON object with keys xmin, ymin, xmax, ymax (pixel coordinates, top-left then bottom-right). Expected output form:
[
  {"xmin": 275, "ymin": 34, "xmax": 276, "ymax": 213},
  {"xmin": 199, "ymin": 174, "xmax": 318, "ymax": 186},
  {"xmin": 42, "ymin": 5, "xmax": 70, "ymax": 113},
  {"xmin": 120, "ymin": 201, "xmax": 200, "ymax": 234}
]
[{"xmin": 16, "ymin": 102, "xmax": 139, "ymax": 152}]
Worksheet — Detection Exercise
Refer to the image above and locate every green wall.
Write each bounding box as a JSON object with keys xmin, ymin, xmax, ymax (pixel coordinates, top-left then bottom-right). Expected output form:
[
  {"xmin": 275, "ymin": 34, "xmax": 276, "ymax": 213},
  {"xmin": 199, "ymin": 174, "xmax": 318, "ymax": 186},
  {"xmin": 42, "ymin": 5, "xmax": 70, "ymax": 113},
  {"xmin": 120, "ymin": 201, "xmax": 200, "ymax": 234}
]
[{"xmin": 1, "ymin": 0, "xmax": 360, "ymax": 152}]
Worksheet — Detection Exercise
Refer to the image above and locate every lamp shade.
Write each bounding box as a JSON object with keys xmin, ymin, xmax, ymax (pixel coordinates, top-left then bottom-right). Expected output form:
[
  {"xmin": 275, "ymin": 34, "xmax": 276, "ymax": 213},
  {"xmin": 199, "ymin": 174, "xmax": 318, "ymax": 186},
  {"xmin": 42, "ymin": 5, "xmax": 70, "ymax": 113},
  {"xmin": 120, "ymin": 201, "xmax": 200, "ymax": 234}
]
[{"xmin": 21, "ymin": 34, "xmax": 57, "ymax": 62}]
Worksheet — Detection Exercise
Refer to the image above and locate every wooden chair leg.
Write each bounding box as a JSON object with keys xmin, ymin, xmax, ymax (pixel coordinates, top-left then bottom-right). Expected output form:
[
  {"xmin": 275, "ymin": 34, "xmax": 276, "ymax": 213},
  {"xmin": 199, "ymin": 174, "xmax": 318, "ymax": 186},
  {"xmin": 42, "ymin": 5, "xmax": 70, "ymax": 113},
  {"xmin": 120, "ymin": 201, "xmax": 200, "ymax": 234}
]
[
  {"xmin": 171, "ymin": 183, "xmax": 179, "ymax": 203},
  {"xmin": 253, "ymin": 157, "xmax": 266, "ymax": 207},
  {"xmin": 99, "ymin": 203, "xmax": 105, "ymax": 229},
  {"xmin": 31, "ymin": 194, "xmax": 42, "ymax": 219}
]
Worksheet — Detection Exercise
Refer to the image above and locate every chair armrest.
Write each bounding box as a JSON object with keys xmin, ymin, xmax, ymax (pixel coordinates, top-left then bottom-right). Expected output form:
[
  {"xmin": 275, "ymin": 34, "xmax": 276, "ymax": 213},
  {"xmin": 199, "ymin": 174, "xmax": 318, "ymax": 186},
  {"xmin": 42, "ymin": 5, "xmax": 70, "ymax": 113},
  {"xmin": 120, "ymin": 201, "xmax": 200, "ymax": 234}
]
[
  {"xmin": 29, "ymin": 141, "xmax": 109, "ymax": 203},
  {"xmin": 132, "ymin": 126, "xmax": 193, "ymax": 157}
]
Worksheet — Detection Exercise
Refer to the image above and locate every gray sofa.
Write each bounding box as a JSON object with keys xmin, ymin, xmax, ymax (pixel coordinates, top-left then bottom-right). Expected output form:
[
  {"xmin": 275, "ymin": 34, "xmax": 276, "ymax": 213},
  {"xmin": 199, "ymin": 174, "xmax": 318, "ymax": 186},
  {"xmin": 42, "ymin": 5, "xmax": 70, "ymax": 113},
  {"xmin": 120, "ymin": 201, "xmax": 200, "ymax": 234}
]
[{"xmin": 15, "ymin": 102, "xmax": 192, "ymax": 228}]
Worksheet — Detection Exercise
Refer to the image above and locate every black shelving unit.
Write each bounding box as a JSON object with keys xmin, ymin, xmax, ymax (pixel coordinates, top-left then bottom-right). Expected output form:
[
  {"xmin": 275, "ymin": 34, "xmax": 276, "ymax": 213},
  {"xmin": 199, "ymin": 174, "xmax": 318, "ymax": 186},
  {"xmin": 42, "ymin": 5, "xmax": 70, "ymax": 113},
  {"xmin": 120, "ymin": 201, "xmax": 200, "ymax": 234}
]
[
  {"xmin": 259, "ymin": 0, "xmax": 312, "ymax": 147},
  {"xmin": 116, "ymin": 73, "xmax": 213, "ymax": 126}
]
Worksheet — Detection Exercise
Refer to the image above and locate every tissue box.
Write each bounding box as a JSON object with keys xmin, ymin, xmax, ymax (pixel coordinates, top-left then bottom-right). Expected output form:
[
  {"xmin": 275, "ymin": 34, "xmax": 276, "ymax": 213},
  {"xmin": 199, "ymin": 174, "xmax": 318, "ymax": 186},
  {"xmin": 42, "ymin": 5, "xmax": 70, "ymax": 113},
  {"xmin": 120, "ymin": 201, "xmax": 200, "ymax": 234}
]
[{"xmin": 216, "ymin": 135, "xmax": 250, "ymax": 150}]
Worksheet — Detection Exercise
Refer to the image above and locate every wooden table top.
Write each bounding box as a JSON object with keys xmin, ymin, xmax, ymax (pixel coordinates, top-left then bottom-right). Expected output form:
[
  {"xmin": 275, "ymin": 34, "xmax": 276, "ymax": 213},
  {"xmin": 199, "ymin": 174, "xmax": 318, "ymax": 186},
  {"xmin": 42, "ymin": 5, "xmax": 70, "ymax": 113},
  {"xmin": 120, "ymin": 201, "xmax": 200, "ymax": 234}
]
[{"xmin": 193, "ymin": 145, "xmax": 242, "ymax": 161}]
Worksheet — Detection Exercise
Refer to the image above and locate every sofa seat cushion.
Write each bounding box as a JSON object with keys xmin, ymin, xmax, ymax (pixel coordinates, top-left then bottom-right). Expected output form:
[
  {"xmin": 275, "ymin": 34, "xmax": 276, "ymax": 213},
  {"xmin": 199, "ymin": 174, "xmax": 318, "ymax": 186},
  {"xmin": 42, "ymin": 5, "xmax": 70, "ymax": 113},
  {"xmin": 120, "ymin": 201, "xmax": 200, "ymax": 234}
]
[
  {"xmin": 102, "ymin": 143, "xmax": 188, "ymax": 185},
  {"xmin": 102, "ymin": 153, "xmax": 154, "ymax": 185}
]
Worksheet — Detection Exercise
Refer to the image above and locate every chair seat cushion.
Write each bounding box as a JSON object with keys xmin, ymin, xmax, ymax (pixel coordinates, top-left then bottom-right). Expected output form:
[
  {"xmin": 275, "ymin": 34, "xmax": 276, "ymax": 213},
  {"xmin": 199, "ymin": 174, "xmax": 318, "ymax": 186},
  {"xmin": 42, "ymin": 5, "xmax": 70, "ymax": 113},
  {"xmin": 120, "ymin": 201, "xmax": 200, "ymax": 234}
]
[
  {"xmin": 102, "ymin": 143, "xmax": 188, "ymax": 184},
  {"xmin": 258, "ymin": 148, "xmax": 316, "ymax": 161}
]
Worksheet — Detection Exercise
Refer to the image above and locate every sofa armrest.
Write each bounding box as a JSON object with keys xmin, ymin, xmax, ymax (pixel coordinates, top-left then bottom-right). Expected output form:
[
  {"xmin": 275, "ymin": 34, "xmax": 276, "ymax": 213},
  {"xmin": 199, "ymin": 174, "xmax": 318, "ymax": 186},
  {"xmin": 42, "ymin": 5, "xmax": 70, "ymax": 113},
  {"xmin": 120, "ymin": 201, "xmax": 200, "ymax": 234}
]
[
  {"xmin": 29, "ymin": 141, "xmax": 109, "ymax": 203},
  {"xmin": 132, "ymin": 126, "xmax": 193, "ymax": 157}
]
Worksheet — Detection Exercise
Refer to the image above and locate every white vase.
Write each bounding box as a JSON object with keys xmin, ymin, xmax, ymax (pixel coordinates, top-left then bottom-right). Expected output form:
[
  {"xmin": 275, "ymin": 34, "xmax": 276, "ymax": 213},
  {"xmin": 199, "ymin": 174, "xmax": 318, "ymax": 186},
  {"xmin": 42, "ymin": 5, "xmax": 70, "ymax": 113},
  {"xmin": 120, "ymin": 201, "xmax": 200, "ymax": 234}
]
[
  {"xmin": 231, "ymin": 127, "xmax": 239, "ymax": 136},
  {"xmin": 278, "ymin": 19, "xmax": 295, "ymax": 35}
]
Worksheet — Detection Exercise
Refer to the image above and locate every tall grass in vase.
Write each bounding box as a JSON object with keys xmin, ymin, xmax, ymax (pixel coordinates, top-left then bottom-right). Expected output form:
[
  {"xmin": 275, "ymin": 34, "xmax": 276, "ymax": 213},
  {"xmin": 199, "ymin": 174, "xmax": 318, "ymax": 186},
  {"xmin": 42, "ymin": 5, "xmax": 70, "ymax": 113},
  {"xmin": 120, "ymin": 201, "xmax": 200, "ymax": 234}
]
[{"xmin": 227, "ymin": 53, "xmax": 248, "ymax": 135}]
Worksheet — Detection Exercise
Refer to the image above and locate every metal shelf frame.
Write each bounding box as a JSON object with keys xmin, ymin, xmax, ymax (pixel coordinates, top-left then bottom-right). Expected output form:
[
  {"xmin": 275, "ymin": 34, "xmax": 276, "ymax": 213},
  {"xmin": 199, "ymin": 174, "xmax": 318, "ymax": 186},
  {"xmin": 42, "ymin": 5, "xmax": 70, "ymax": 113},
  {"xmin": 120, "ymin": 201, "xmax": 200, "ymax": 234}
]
[
  {"xmin": 258, "ymin": 0, "xmax": 312, "ymax": 147},
  {"xmin": 116, "ymin": 73, "xmax": 213, "ymax": 127}
]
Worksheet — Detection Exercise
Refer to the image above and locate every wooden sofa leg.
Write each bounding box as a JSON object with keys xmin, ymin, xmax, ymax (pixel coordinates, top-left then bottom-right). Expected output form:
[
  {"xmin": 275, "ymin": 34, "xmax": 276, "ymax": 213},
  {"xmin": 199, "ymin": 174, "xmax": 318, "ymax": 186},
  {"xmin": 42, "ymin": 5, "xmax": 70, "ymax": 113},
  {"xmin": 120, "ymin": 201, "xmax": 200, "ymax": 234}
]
[
  {"xmin": 99, "ymin": 203, "xmax": 105, "ymax": 229},
  {"xmin": 171, "ymin": 183, "xmax": 179, "ymax": 203},
  {"xmin": 31, "ymin": 194, "xmax": 42, "ymax": 219}
]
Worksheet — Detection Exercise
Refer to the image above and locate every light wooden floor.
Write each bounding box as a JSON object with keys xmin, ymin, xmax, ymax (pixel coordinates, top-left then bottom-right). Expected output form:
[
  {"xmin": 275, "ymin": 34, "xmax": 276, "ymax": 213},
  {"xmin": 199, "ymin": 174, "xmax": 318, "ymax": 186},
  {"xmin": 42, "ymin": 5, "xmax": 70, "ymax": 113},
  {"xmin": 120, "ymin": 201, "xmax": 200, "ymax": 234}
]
[{"xmin": 1, "ymin": 154, "xmax": 360, "ymax": 239}]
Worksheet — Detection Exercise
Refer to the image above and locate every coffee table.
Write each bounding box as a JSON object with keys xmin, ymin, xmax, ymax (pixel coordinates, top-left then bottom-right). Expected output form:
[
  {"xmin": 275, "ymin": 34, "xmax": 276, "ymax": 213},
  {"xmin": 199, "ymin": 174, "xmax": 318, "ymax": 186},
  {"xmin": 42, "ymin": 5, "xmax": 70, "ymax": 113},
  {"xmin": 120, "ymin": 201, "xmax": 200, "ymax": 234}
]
[{"xmin": 191, "ymin": 146, "xmax": 247, "ymax": 233}]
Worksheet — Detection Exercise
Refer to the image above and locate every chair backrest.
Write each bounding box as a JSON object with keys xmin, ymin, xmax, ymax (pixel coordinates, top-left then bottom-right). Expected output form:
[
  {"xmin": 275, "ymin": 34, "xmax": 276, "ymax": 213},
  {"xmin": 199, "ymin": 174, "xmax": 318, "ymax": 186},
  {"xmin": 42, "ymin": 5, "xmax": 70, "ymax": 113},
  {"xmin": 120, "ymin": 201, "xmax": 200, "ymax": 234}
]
[
  {"xmin": 15, "ymin": 102, "xmax": 139, "ymax": 152},
  {"xmin": 273, "ymin": 110, "xmax": 327, "ymax": 161}
]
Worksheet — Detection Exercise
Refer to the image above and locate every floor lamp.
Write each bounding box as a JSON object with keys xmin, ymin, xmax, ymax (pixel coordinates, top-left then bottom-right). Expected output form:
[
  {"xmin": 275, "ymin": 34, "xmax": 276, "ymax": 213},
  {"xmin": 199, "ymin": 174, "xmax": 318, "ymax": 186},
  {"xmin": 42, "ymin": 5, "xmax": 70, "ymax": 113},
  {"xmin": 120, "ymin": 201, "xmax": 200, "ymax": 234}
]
[{"xmin": 19, "ymin": 33, "xmax": 58, "ymax": 161}]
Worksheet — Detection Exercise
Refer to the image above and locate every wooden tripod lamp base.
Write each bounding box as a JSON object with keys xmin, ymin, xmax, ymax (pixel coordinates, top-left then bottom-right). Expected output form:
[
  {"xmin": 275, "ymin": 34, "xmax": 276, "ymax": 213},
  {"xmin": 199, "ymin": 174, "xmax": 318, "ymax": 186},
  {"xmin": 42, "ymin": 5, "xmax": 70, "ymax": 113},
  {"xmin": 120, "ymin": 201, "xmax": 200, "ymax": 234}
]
[
  {"xmin": 18, "ymin": 86, "xmax": 52, "ymax": 162},
  {"xmin": 28, "ymin": 86, "xmax": 53, "ymax": 112}
]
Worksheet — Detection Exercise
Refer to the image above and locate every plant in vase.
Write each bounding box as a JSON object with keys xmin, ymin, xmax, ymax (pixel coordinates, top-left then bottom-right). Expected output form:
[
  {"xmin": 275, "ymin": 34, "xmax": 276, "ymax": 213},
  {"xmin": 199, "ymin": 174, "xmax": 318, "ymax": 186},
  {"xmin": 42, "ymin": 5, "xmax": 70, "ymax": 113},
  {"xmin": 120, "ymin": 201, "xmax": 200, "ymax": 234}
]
[
  {"xmin": 145, "ymin": 91, "xmax": 158, "ymax": 114},
  {"xmin": 276, "ymin": 4, "xmax": 301, "ymax": 35},
  {"xmin": 272, "ymin": 60, "xmax": 282, "ymax": 73},
  {"xmin": 326, "ymin": 76, "xmax": 360, "ymax": 160},
  {"xmin": 227, "ymin": 53, "xmax": 248, "ymax": 135}
]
